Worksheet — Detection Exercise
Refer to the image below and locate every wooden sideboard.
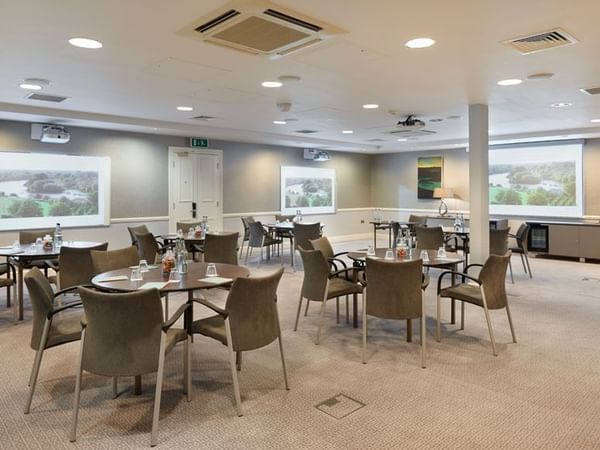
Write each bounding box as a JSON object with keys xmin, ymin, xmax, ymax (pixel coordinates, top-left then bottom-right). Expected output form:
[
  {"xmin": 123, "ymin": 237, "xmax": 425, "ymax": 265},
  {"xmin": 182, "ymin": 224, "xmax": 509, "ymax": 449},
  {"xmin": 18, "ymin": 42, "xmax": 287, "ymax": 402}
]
[{"xmin": 527, "ymin": 221, "xmax": 600, "ymax": 261}]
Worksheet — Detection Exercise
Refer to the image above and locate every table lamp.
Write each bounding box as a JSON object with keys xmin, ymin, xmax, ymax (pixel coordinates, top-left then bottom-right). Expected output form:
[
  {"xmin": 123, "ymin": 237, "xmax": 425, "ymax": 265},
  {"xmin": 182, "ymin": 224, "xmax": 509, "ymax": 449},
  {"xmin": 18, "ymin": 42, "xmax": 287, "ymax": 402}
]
[{"xmin": 433, "ymin": 187, "xmax": 454, "ymax": 217}]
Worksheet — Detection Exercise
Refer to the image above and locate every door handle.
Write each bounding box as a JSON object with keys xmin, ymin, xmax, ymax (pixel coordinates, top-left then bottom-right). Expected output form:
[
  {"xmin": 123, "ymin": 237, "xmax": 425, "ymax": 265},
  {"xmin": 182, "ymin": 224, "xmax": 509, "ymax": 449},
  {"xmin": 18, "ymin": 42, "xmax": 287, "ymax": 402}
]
[{"xmin": 191, "ymin": 202, "xmax": 197, "ymax": 219}]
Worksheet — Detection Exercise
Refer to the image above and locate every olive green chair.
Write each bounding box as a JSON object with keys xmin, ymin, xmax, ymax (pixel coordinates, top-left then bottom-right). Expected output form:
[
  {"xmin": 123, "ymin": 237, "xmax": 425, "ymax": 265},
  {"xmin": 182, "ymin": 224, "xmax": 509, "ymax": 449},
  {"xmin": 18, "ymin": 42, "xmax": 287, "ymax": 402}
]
[
  {"xmin": 510, "ymin": 223, "xmax": 533, "ymax": 278},
  {"xmin": 292, "ymin": 222, "xmax": 321, "ymax": 267},
  {"xmin": 295, "ymin": 248, "xmax": 363, "ymax": 344},
  {"xmin": 191, "ymin": 268, "xmax": 288, "ymax": 417},
  {"xmin": 23, "ymin": 267, "xmax": 85, "ymax": 414},
  {"xmin": 70, "ymin": 287, "xmax": 190, "ymax": 447},
  {"xmin": 132, "ymin": 231, "xmax": 164, "ymax": 264},
  {"xmin": 437, "ymin": 252, "xmax": 516, "ymax": 356},
  {"xmin": 363, "ymin": 258, "xmax": 426, "ymax": 368},
  {"xmin": 245, "ymin": 221, "xmax": 282, "ymax": 266},
  {"xmin": 238, "ymin": 216, "xmax": 255, "ymax": 259},
  {"xmin": 203, "ymin": 232, "xmax": 239, "ymax": 265},
  {"xmin": 49, "ymin": 243, "xmax": 109, "ymax": 289},
  {"xmin": 0, "ymin": 261, "xmax": 15, "ymax": 308},
  {"xmin": 18, "ymin": 228, "xmax": 57, "ymax": 276},
  {"xmin": 490, "ymin": 228, "xmax": 514, "ymax": 283},
  {"xmin": 176, "ymin": 221, "xmax": 202, "ymax": 235},
  {"xmin": 90, "ymin": 246, "xmax": 140, "ymax": 274},
  {"xmin": 127, "ymin": 224, "xmax": 150, "ymax": 246}
]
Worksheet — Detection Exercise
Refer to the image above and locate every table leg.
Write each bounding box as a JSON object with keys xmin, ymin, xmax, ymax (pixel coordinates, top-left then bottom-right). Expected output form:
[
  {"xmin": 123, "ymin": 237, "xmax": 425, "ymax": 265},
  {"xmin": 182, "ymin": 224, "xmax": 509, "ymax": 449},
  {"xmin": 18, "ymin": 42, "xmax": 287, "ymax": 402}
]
[
  {"xmin": 406, "ymin": 319, "xmax": 412, "ymax": 342},
  {"xmin": 373, "ymin": 224, "xmax": 377, "ymax": 248},
  {"xmin": 388, "ymin": 226, "xmax": 392, "ymax": 248},
  {"xmin": 450, "ymin": 271, "xmax": 456, "ymax": 324},
  {"xmin": 353, "ymin": 293, "xmax": 358, "ymax": 328},
  {"xmin": 134, "ymin": 375, "xmax": 142, "ymax": 395},
  {"xmin": 16, "ymin": 263, "xmax": 24, "ymax": 321}
]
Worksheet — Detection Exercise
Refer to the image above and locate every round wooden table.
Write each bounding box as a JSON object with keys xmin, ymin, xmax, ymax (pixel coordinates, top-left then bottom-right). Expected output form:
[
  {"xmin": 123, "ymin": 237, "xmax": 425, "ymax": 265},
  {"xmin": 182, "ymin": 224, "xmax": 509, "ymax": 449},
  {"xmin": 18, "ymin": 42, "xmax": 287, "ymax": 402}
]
[{"xmin": 91, "ymin": 261, "xmax": 250, "ymax": 394}]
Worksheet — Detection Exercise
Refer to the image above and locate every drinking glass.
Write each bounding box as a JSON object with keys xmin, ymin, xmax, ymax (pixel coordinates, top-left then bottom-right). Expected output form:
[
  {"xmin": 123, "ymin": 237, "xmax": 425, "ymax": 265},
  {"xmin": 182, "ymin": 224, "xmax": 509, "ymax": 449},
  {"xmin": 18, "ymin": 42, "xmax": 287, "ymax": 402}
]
[
  {"xmin": 384, "ymin": 249, "xmax": 394, "ymax": 260},
  {"xmin": 139, "ymin": 259, "xmax": 149, "ymax": 272},
  {"xmin": 35, "ymin": 237, "xmax": 43, "ymax": 248},
  {"xmin": 420, "ymin": 250, "xmax": 429, "ymax": 262},
  {"xmin": 168, "ymin": 270, "xmax": 181, "ymax": 283},
  {"xmin": 177, "ymin": 228, "xmax": 183, "ymax": 239},
  {"xmin": 206, "ymin": 263, "xmax": 218, "ymax": 277},
  {"xmin": 366, "ymin": 245, "xmax": 376, "ymax": 256},
  {"xmin": 437, "ymin": 246, "xmax": 447, "ymax": 258},
  {"xmin": 187, "ymin": 229, "xmax": 194, "ymax": 239},
  {"xmin": 131, "ymin": 267, "xmax": 143, "ymax": 281}
]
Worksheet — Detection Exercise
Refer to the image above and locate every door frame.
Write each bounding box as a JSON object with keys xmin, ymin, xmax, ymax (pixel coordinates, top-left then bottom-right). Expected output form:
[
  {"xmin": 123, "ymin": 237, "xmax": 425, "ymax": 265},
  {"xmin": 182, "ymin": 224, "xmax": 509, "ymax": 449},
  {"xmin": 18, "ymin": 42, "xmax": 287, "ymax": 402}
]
[{"xmin": 168, "ymin": 146, "xmax": 223, "ymax": 233}]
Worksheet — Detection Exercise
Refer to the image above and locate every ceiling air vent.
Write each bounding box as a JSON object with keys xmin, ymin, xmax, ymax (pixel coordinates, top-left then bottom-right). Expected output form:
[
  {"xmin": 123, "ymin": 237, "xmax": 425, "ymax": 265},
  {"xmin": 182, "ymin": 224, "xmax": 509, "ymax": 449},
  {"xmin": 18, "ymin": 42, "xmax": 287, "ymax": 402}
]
[
  {"xmin": 26, "ymin": 93, "xmax": 68, "ymax": 103},
  {"xmin": 295, "ymin": 129, "xmax": 319, "ymax": 134},
  {"xmin": 580, "ymin": 87, "xmax": 600, "ymax": 96},
  {"xmin": 179, "ymin": 0, "xmax": 344, "ymax": 59},
  {"xmin": 386, "ymin": 129, "xmax": 436, "ymax": 138},
  {"xmin": 503, "ymin": 28, "xmax": 578, "ymax": 55},
  {"xmin": 366, "ymin": 138, "xmax": 385, "ymax": 142},
  {"xmin": 191, "ymin": 115, "xmax": 218, "ymax": 121}
]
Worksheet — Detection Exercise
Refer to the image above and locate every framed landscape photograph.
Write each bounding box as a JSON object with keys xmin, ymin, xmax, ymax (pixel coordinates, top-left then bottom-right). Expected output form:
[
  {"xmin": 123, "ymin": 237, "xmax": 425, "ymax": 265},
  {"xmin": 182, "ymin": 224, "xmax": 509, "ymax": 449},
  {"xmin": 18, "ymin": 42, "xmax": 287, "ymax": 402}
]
[
  {"xmin": 417, "ymin": 156, "xmax": 443, "ymax": 199},
  {"xmin": 0, "ymin": 151, "xmax": 111, "ymax": 230},
  {"xmin": 280, "ymin": 166, "xmax": 336, "ymax": 215}
]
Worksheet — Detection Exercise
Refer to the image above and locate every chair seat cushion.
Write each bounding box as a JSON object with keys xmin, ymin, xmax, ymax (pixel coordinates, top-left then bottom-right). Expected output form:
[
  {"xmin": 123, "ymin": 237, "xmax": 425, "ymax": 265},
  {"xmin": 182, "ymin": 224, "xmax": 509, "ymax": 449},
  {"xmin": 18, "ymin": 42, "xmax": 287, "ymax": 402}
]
[
  {"xmin": 47, "ymin": 311, "xmax": 83, "ymax": 348},
  {"xmin": 327, "ymin": 278, "xmax": 362, "ymax": 298},
  {"xmin": 166, "ymin": 328, "xmax": 187, "ymax": 354},
  {"xmin": 439, "ymin": 283, "xmax": 483, "ymax": 307},
  {"xmin": 191, "ymin": 315, "xmax": 227, "ymax": 344}
]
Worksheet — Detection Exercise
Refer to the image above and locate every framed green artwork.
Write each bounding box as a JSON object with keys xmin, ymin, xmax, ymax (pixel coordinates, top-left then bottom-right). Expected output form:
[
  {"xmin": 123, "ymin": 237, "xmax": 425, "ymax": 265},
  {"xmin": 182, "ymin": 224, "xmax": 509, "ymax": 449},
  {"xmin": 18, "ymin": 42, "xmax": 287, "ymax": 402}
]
[{"xmin": 417, "ymin": 156, "xmax": 443, "ymax": 199}]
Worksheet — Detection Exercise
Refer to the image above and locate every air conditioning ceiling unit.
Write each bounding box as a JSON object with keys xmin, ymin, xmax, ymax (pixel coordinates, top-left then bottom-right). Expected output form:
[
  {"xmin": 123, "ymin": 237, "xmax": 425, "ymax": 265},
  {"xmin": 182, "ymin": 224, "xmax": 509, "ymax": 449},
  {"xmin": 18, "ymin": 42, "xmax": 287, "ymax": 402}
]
[{"xmin": 179, "ymin": 0, "xmax": 345, "ymax": 58}]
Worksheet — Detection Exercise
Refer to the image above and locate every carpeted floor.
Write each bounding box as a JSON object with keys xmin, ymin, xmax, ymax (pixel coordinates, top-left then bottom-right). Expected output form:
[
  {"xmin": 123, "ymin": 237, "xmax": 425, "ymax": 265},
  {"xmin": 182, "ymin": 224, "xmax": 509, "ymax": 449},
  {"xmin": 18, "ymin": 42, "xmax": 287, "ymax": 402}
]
[{"xmin": 1, "ymin": 239, "xmax": 599, "ymax": 449}]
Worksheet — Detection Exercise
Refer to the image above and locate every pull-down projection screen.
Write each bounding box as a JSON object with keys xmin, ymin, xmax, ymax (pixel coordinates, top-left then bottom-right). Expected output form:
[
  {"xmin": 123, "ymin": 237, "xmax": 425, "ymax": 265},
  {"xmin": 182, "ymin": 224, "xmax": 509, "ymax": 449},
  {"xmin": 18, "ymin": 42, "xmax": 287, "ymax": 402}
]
[
  {"xmin": 0, "ymin": 152, "xmax": 110, "ymax": 230},
  {"xmin": 489, "ymin": 142, "xmax": 583, "ymax": 217}
]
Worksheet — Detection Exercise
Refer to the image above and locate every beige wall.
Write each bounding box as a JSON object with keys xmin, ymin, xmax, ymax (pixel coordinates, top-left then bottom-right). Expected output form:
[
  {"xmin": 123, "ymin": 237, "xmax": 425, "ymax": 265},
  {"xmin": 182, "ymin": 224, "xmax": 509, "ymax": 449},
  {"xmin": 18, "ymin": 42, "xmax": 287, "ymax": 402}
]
[{"xmin": 583, "ymin": 139, "xmax": 600, "ymax": 216}]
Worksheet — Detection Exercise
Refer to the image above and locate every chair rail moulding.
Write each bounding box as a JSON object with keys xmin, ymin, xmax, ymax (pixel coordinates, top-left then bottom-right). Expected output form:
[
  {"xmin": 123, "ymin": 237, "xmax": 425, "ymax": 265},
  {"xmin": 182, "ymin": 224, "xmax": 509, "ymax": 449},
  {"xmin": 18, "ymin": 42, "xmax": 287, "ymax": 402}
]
[
  {"xmin": 110, "ymin": 216, "xmax": 169, "ymax": 224},
  {"xmin": 223, "ymin": 207, "xmax": 373, "ymax": 218}
]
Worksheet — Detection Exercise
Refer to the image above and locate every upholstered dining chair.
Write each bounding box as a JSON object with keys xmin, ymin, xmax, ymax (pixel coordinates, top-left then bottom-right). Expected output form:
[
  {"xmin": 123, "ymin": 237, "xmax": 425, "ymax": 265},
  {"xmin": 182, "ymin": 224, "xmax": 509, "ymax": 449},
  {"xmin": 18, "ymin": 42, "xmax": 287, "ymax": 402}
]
[
  {"xmin": 127, "ymin": 224, "xmax": 150, "ymax": 246},
  {"xmin": 363, "ymin": 258, "xmax": 426, "ymax": 368},
  {"xmin": 510, "ymin": 223, "xmax": 533, "ymax": 278},
  {"xmin": 176, "ymin": 221, "xmax": 202, "ymax": 235},
  {"xmin": 70, "ymin": 287, "xmax": 190, "ymax": 447},
  {"xmin": 176, "ymin": 221, "xmax": 204, "ymax": 259},
  {"xmin": 18, "ymin": 228, "xmax": 57, "ymax": 277},
  {"xmin": 23, "ymin": 267, "xmax": 85, "ymax": 414},
  {"xmin": 293, "ymin": 222, "xmax": 321, "ymax": 267},
  {"xmin": 245, "ymin": 221, "xmax": 282, "ymax": 266},
  {"xmin": 490, "ymin": 228, "xmax": 514, "ymax": 283},
  {"xmin": 90, "ymin": 246, "xmax": 140, "ymax": 274},
  {"xmin": 408, "ymin": 214, "xmax": 428, "ymax": 226},
  {"xmin": 295, "ymin": 248, "xmax": 363, "ymax": 344},
  {"xmin": 190, "ymin": 268, "xmax": 287, "ymax": 417},
  {"xmin": 415, "ymin": 225, "xmax": 446, "ymax": 250},
  {"xmin": 0, "ymin": 261, "xmax": 15, "ymax": 308},
  {"xmin": 239, "ymin": 216, "xmax": 255, "ymax": 258},
  {"xmin": 133, "ymin": 231, "xmax": 165, "ymax": 264},
  {"xmin": 48, "ymin": 242, "xmax": 109, "ymax": 290},
  {"xmin": 203, "ymin": 232, "xmax": 239, "ymax": 265},
  {"xmin": 437, "ymin": 252, "xmax": 516, "ymax": 356},
  {"xmin": 274, "ymin": 214, "xmax": 295, "ymax": 252}
]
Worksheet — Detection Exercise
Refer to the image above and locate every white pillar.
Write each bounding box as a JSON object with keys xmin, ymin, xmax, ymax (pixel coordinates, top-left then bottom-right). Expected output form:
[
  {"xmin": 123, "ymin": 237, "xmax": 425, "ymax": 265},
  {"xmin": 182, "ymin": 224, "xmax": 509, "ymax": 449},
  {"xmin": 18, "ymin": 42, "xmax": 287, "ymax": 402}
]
[{"xmin": 468, "ymin": 104, "xmax": 489, "ymax": 264}]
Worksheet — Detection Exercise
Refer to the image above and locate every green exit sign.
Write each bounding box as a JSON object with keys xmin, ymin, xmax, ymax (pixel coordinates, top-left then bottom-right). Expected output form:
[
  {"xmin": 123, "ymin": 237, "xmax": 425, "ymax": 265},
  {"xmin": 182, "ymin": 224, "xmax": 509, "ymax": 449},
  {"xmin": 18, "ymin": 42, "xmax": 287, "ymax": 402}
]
[{"xmin": 190, "ymin": 137, "xmax": 209, "ymax": 148}]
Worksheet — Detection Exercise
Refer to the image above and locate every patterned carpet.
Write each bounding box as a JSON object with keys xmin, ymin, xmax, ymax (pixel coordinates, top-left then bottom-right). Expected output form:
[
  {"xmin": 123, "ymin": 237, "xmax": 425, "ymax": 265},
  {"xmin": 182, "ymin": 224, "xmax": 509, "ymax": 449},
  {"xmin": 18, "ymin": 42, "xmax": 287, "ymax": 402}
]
[{"xmin": 0, "ymin": 239, "xmax": 599, "ymax": 449}]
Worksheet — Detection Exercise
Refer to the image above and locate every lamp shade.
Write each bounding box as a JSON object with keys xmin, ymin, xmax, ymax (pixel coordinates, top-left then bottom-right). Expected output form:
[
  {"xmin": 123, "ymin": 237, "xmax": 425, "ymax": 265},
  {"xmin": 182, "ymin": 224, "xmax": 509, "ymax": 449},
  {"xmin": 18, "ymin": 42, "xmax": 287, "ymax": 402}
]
[{"xmin": 433, "ymin": 187, "xmax": 454, "ymax": 199}]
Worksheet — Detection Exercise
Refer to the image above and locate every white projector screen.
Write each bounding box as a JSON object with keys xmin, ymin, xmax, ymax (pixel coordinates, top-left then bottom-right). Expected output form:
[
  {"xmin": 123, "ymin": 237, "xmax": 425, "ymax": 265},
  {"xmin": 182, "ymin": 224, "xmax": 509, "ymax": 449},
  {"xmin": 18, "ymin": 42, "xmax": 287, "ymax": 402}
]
[
  {"xmin": 0, "ymin": 152, "xmax": 111, "ymax": 231},
  {"xmin": 489, "ymin": 142, "xmax": 583, "ymax": 217}
]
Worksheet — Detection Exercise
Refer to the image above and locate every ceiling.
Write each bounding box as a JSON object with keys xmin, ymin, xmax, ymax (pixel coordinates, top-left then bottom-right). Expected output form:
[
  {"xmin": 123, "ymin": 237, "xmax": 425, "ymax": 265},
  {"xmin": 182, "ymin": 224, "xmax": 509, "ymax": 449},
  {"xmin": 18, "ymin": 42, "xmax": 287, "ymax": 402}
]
[{"xmin": 1, "ymin": 0, "xmax": 600, "ymax": 153}]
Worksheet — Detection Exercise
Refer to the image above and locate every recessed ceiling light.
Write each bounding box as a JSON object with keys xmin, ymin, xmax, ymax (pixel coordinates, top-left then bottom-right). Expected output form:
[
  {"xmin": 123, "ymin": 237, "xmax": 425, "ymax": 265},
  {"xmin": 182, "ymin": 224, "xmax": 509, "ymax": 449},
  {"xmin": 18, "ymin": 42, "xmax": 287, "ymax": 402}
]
[
  {"xmin": 497, "ymin": 78, "xmax": 523, "ymax": 86},
  {"xmin": 261, "ymin": 81, "xmax": 283, "ymax": 88},
  {"xmin": 19, "ymin": 78, "xmax": 49, "ymax": 90},
  {"xmin": 405, "ymin": 38, "xmax": 435, "ymax": 49},
  {"xmin": 551, "ymin": 102, "xmax": 573, "ymax": 108},
  {"xmin": 362, "ymin": 104, "xmax": 379, "ymax": 109},
  {"xmin": 527, "ymin": 72, "xmax": 554, "ymax": 80},
  {"xmin": 273, "ymin": 120, "xmax": 287, "ymax": 125},
  {"xmin": 446, "ymin": 115, "xmax": 461, "ymax": 120},
  {"xmin": 342, "ymin": 130, "xmax": 353, "ymax": 134},
  {"xmin": 19, "ymin": 83, "xmax": 42, "ymax": 90},
  {"xmin": 397, "ymin": 138, "xmax": 408, "ymax": 142},
  {"xmin": 68, "ymin": 37, "xmax": 103, "ymax": 49},
  {"xmin": 277, "ymin": 75, "xmax": 301, "ymax": 83},
  {"xmin": 591, "ymin": 119, "xmax": 600, "ymax": 123},
  {"xmin": 177, "ymin": 106, "xmax": 193, "ymax": 111}
]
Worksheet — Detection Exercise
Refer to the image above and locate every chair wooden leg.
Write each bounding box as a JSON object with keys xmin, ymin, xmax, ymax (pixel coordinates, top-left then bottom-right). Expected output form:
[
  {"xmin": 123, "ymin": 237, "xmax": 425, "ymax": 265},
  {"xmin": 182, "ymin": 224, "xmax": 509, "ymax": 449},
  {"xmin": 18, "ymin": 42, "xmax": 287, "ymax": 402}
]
[
  {"xmin": 184, "ymin": 335, "xmax": 192, "ymax": 401},
  {"xmin": 509, "ymin": 260, "xmax": 514, "ymax": 284},
  {"xmin": 236, "ymin": 352, "xmax": 242, "ymax": 371},
  {"xmin": 436, "ymin": 295, "xmax": 441, "ymax": 342},
  {"xmin": 6, "ymin": 283, "xmax": 11, "ymax": 308},
  {"xmin": 362, "ymin": 291, "xmax": 367, "ymax": 364},
  {"xmin": 336, "ymin": 298, "xmax": 340, "ymax": 324},
  {"xmin": 406, "ymin": 319, "xmax": 412, "ymax": 342},
  {"xmin": 345, "ymin": 295, "xmax": 350, "ymax": 324},
  {"xmin": 421, "ymin": 291, "xmax": 426, "ymax": 369},
  {"xmin": 69, "ymin": 329, "xmax": 86, "ymax": 443},
  {"xmin": 460, "ymin": 301, "xmax": 465, "ymax": 330},
  {"xmin": 225, "ymin": 319, "xmax": 243, "ymax": 416},
  {"xmin": 293, "ymin": 294, "xmax": 303, "ymax": 331},
  {"xmin": 505, "ymin": 302, "xmax": 517, "ymax": 343},
  {"xmin": 164, "ymin": 294, "xmax": 169, "ymax": 321},
  {"xmin": 25, "ymin": 319, "xmax": 50, "ymax": 413},
  {"xmin": 274, "ymin": 309, "xmax": 290, "ymax": 390},
  {"xmin": 151, "ymin": 332, "xmax": 167, "ymax": 447},
  {"xmin": 480, "ymin": 289, "xmax": 498, "ymax": 356},
  {"xmin": 112, "ymin": 377, "xmax": 118, "ymax": 399},
  {"xmin": 304, "ymin": 297, "xmax": 310, "ymax": 316},
  {"xmin": 315, "ymin": 300, "xmax": 327, "ymax": 345},
  {"xmin": 524, "ymin": 252, "xmax": 533, "ymax": 278}
]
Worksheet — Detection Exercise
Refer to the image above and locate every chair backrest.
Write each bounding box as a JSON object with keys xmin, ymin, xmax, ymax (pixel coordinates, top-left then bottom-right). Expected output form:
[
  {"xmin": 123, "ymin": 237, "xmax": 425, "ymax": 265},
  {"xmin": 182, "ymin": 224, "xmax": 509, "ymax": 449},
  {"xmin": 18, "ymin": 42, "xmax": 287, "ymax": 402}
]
[
  {"xmin": 78, "ymin": 287, "xmax": 164, "ymax": 377},
  {"xmin": 298, "ymin": 248, "xmax": 330, "ymax": 302},
  {"xmin": 226, "ymin": 268, "xmax": 284, "ymax": 352},
  {"xmin": 176, "ymin": 221, "xmax": 201, "ymax": 234},
  {"xmin": 294, "ymin": 223, "xmax": 321, "ymax": 251},
  {"xmin": 133, "ymin": 231, "xmax": 159, "ymax": 263},
  {"xmin": 515, "ymin": 223, "xmax": 529, "ymax": 247},
  {"xmin": 240, "ymin": 217, "xmax": 251, "ymax": 241},
  {"xmin": 479, "ymin": 252, "xmax": 511, "ymax": 310},
  {"xmin": 308, "ymin": 236, "xmax": 335, "ymax": 260},
  {"xmin": 58, "ymin": 242, "xmax": 109, "ymax": 290},
  {"xmin": 91, "ymin": 246, "xmax": 140, "ymax": 274},
  {"xmin": 391, "ymin": 222, "xmax": 401, "ymax": 245},
  {"xmin": 408, "ymin": 214, "xmax": 428, "ymax": 226},
  {"xmin": 127, "ymin": 225, "xmax": 150, "ymax": 245},
  {"xmin": 275, "ymin": 214, "xmax": 295, "ymax": 222},
  {"xmin": 203, "ymin": 232, "xmax": 239, "ymax": 265},
  {"xmin": 365, "ymin": 258, "xmax": 423, "ymax": 320},
  {"xmin": 249, "ymin": 221, "xmax": 271, "ymax": 247},
  {"xmin": 19, "ymin": 228, "xmax": 55, "ymax": 244},
  {"xmin": 489, "ymin": 228, "xmax": 510, "ymax": 256},
  {"xmin": 415, "ymin": 226, "xmax": 445, "ymax": 250},
  {"xmin": 24, "ymin": 267, "xmax": 56, "ymax": 350}
]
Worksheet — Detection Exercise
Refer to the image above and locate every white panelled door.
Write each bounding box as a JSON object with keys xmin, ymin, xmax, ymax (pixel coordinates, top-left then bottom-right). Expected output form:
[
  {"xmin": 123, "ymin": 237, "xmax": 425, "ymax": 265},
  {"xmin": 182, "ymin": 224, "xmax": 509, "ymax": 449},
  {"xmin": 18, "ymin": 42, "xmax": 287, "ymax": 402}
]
[{"xmin": 168, "ymin": 147, "xmax": 223, "ymax": 232}]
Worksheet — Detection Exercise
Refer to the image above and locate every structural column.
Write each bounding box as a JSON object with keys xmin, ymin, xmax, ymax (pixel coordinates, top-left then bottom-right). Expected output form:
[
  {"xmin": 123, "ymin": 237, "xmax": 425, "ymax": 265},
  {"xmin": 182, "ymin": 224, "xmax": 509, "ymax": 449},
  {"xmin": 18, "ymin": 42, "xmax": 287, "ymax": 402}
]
[{"xmin": 468, "ymin": 104, "xmax": 490, "ymax": 264}]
